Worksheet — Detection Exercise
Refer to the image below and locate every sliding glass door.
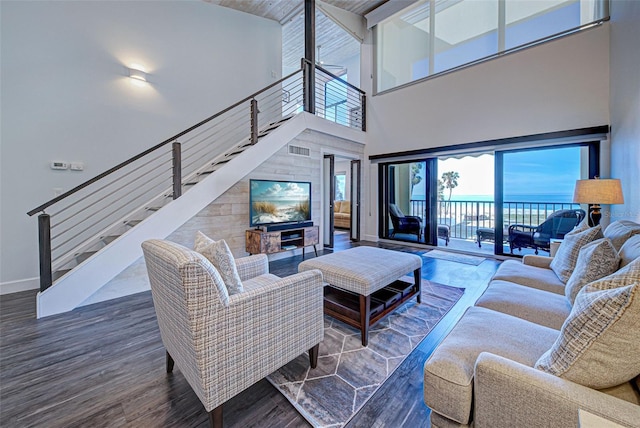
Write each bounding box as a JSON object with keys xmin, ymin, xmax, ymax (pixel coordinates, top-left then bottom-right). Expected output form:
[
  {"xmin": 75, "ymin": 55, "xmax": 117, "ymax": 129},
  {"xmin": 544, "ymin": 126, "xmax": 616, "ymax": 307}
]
[
  {"xmin": 495, "ymin": 143, "xmax": 598, "ymax": 256},
  {"xmin": 380, "ymin": 160, "xmax": 437, "ymax": 245},
  {"xmin": 436, "ymin": 154, "xmax": 495, "ymax": 253},
  {"xmin": 378, "ymin": 141, "xmax": 599, "ymax": 256}
]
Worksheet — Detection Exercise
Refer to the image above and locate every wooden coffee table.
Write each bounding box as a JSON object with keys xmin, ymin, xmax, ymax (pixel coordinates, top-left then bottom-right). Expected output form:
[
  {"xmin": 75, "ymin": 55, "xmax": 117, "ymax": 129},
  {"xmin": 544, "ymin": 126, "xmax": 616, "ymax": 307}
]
[{"xmin": 298, "ymin": 247, "xmax": 422, "ymax": 346}]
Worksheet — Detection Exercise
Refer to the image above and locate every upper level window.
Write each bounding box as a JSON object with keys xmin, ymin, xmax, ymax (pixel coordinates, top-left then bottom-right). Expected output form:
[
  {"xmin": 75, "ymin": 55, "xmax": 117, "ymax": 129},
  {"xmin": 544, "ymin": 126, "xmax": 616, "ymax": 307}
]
[{"xmin": 375, "ymin": 0, "xmax": 608, "ymax": 93}]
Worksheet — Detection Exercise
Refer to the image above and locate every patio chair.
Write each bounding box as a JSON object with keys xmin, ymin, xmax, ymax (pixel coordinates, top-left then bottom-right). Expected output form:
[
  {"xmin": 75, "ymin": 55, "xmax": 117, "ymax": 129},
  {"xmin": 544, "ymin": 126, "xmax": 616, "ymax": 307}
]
[
  {"xmin": 142, "ymin": 239, "xmax": 324, "ymax": 427},
  {"xmin": 389, "ymin": 203, "xmax": 422, "ymax": 241},
  {"xmin": 508, "ymin": 208, "xmax": 586, "ymax": 254}
]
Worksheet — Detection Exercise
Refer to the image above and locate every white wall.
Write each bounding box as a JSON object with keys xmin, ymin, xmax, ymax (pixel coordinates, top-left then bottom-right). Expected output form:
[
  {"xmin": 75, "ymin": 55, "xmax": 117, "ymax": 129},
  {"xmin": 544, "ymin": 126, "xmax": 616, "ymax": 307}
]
[
  {"xmin": 609, "ymin": 0, "xmax": 640, "ymax": 222},
  {"xmin": 361, "ymin": 24, "xmax": 611, "ymax": 239},
  {"xmin": 342, "ymin": 53, "xmax": 361, "ymax": 89},
  {"xmin": 0, "ymin": 1, "xmax": 282, "ymax": 292}
]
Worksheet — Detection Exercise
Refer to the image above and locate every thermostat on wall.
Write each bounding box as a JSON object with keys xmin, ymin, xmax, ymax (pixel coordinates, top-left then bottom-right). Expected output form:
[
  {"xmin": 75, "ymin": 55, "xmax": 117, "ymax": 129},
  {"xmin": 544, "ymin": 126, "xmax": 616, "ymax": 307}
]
[{"xmin": 51, "ymin": 161, "xmax": 69, "ymax": 170}]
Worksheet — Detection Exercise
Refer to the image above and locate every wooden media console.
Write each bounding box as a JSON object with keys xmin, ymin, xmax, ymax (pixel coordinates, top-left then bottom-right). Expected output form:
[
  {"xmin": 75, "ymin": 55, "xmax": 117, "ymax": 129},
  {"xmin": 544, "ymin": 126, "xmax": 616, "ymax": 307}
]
[{"xmin": 245, "ymin": 225, "xmax": 319, "ymax": 259}]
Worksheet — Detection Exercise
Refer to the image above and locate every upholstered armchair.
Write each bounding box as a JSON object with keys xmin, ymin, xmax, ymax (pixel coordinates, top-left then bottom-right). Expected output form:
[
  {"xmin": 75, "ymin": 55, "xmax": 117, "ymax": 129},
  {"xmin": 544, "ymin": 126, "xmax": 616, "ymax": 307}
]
[
  {"xmin": 389, "ymin": 203, "xmax": 423, "ymax": 241},
  {"xmin": 142, "ymin": 239, "xmax": 324, "ymax": 427},
  {"xmin": 508, "ymin": 209, "xmax": 585, "ymax": 254}
]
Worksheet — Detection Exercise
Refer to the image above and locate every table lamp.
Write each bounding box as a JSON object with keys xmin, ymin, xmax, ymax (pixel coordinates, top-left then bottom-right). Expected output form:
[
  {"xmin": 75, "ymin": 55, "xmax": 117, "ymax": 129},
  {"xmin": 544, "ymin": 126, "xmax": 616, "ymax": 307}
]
[{"xmin": 573, "ymin": 178, "xmax": 624, "ymax": 226}]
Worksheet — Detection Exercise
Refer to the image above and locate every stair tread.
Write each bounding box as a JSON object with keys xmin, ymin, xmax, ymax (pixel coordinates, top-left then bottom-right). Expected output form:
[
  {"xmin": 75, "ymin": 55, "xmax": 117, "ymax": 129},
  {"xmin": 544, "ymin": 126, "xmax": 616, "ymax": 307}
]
[
  {"xmin": 258, "ymin": 116, "xmax": 292, "ymax": 134},
  {"xmin": 53, "ymin": 269, "xmax": 72, "ymax": 281},
  {"xmin": 100, "ymin": 235, "xmax": 120, "ymax": 245},
  {"xmin": 75, "ymin": 251, "xmax": 98, "ymax": 264},
  {"xmin": 226, "ymin": 150, "xmax": 244, "ymax": 157},
  {"xmin": 125, "ymin": 220, "xmax": 142, "ymax": 227}
]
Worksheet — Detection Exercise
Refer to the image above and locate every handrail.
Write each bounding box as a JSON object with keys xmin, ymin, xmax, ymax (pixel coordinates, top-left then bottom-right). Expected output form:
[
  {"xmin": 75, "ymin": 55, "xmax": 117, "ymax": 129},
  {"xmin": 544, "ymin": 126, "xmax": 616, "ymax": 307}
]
[
  {"xmin": 30, "ymin": 58, "xmax": 367, "ymax": 292},
  {"xmin": 27, "ymin": 68, "xmax": 304, "ymax": 216},
  {"xmin": 304, "ymin": 58, "xmax": 365, "ymax": 96}
]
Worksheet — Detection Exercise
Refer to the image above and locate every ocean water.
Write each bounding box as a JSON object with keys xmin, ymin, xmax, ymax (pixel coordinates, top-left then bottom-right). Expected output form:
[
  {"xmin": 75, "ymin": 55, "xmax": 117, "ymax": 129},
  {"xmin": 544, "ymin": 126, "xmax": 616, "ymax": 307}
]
[{"xmin": 444, "ymin": 194, "xmax": 576, "ymax": 203}]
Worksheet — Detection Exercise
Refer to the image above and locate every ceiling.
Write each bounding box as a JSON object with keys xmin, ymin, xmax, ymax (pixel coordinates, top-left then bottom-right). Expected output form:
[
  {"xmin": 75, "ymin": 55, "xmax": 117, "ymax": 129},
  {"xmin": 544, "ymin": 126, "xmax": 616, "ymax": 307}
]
[
  {"xmin": 205, "ymin": 0, "xmax": 387, "ymax": 23},
  {"xmin": 205, "ymin": 0, "xmax": 389, "ymax": 72}
]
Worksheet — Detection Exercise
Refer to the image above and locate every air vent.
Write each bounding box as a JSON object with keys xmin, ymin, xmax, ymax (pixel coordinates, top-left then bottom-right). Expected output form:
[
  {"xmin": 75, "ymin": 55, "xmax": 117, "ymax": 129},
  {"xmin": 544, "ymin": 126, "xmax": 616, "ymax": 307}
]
[{"xmin": 288, "ymin": 144, "xmax": 310, "ymax": 157}]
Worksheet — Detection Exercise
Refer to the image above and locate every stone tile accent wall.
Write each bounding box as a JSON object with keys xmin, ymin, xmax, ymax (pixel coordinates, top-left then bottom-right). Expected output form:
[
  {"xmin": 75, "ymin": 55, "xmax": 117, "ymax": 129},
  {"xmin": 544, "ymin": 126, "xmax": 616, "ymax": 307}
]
[{"xmin": 168, "ymin": 130, "xmax": 364, "ymax": 257}]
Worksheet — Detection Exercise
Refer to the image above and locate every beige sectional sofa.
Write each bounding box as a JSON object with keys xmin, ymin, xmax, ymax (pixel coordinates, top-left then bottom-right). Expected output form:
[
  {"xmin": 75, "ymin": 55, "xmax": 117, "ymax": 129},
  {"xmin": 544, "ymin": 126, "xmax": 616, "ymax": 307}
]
[
  {"xmin": 334, "ymin": 200, "xmax": 351, "ymax": 229},
  {"xmin": 424, "ymin": 220, "xmax": 640, "ymax": 428}
]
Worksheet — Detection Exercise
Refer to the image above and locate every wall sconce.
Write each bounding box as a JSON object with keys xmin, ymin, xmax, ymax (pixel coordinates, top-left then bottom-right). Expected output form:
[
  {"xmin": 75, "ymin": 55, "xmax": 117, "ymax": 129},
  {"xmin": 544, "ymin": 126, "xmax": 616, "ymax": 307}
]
[{"xmin": 128, "ymin": 66, "xmax": 147, "ymax": 82}]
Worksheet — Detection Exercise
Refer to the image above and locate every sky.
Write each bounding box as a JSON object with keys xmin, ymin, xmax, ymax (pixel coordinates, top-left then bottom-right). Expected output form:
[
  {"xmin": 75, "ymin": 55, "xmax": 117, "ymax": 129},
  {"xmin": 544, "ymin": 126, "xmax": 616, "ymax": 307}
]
[
  {"xmin": 438, "ymin": 154, "xmax": 494, "ymax": 196},
  {"xmin": 503, "ymin": 146, "xmax": 581, "ymax": 199}
]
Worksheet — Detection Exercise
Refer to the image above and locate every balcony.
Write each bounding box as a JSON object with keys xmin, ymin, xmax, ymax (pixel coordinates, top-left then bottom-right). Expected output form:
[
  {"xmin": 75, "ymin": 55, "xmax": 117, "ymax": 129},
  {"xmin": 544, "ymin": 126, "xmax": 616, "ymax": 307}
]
[{"xmin": 407, "ymin": 199, "xmax": 582, "ymax": 255}]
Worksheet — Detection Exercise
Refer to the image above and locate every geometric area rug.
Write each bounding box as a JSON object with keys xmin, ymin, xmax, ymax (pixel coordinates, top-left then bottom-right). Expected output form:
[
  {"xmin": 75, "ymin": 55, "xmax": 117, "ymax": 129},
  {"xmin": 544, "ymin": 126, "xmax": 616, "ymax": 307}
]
[{"xmin": 266, "ymin": 280, "xmax": 464, "ymax": 427}]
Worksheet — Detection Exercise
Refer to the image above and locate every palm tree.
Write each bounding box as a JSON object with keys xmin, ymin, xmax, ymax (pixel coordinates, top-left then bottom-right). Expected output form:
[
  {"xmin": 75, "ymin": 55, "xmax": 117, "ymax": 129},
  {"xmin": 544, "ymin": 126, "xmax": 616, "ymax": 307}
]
[
  {"xmin": 410, "ymin": 163, "xmax": 423, "ymax": 195},
  {"xmin": 437, "ymin": 178, "xmax": 445, "ymax": 217},
  {"xmin": 441, "ymin": 171, "xmax": 460, "ymax": 201},
  {"xmin": 441, "ymin": 171, "xmax": 459, "ymax": 218}
]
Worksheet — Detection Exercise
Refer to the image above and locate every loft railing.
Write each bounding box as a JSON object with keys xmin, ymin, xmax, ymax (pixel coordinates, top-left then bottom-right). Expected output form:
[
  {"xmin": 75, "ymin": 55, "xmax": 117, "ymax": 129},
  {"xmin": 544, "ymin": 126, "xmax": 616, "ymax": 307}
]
[
  {"xmin": 409, "ymin": 199, "xmax": 581, "ymax": 241},
  {"xmin": 28, "ymin": 60, "xmax": 366, "ymax": 292}
]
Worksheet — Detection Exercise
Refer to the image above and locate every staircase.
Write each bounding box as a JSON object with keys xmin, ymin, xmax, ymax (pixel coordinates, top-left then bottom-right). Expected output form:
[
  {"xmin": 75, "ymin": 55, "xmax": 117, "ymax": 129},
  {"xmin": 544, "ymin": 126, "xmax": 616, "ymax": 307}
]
[{"xmin": 28, "ymin": 61, "xmax": 367, "ymax": 318}]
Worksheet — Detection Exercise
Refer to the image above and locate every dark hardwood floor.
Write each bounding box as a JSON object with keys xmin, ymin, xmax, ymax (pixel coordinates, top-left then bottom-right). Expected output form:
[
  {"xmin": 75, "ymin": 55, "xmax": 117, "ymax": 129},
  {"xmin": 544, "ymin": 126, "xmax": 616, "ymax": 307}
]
[{"xmin": 0, "ymin": 233, "xmax": 500, "ymax": 427}]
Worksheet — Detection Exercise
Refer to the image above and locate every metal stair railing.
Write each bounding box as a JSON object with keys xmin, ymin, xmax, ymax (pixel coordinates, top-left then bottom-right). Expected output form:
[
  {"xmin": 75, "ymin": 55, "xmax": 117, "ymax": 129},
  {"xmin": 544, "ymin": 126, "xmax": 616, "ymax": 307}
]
[{"xmin": 27, "ymin": 60, "xmax": 367, "ymax": 293}]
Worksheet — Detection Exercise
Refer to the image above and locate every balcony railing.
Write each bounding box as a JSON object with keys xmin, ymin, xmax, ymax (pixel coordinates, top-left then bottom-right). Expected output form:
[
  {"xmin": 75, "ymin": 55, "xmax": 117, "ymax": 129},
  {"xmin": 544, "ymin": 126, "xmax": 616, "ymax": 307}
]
[{"xmin": 409, "ymin": 199, "xmax": 581, "ymax": 242}]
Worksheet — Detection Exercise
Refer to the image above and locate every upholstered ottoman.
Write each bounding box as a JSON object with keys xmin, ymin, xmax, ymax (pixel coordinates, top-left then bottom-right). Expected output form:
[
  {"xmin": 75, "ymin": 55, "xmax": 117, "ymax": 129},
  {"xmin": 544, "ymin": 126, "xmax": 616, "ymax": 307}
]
[
  {"xmin": 423, "ymin": 306, "xmax": 559, "ymax": 427},
  {"xmin": 299, "ymin": 246, "xmax": 422, "ymax": 345}
]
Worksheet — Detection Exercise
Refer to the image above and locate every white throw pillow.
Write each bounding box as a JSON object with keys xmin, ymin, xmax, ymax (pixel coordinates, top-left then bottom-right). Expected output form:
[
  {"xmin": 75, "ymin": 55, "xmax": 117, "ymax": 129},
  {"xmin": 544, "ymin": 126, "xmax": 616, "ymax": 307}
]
[
  {"xmin": 564, "ymin": 238, "xmax": 620, "ymax": 304},
  {"xmin": 536, "ymin": 259, "xmax": 640, "ymax": 388},
  {"xmin": 194, "ymin": 230, "xmax": 216, "ymax": 251},
  {"xmin": 619, "ymin": 235, "xmax": 640, "ymax": 268},
  {"xmin": 567, "ymin": 219, "xmax": 590, "ymax": 236},
  {"xmin": 550, "ymin": 225, "xmax": 604, "ymax": 283},
  {"xmin": 604, "ymin": 220, "xmax": 640, "ymax": 252},
  {"xmin": 194, "ymin": 232, "xmax": 243, "ymax": 295}
]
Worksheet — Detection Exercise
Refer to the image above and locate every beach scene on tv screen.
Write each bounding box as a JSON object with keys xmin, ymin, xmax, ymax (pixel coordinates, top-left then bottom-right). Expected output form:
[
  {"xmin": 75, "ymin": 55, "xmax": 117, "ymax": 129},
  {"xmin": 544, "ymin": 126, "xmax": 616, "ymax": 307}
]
[{"xmin": 251, "ymin": 180, "xmax": 310, "ymax": 225}]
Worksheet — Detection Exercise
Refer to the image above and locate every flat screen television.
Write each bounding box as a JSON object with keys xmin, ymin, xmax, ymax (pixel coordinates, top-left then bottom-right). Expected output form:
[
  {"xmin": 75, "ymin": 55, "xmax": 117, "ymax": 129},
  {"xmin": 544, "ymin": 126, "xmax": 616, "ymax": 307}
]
[{"xmin": 250, "ymin": 179, "xmax": 311, "ymax": 227}]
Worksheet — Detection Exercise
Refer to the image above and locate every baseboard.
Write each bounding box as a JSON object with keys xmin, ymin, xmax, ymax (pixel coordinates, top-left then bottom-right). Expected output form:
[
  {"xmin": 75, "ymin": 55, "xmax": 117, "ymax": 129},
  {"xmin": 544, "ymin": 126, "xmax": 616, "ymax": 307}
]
[{"xmin": 0, "ymin": 277, "xmax": 39, "ymax": 295}]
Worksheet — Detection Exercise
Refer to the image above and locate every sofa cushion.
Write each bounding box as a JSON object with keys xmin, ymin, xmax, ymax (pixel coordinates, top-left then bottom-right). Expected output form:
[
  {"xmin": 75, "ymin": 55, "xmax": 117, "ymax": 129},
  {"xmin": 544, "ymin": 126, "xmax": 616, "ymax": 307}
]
[
  {"xmin": 619, "ymin": 234, "xmax": 640, "ymax": 268},
  {"xmin": 423, "ymin": 306, "xmax": 558, "ymax": 425},
  {"xmin": 333, "ymin": 201, "xmax": 342, "ymax": 213},
  {"xmin": 490, "ymin": 259, "xmax": 565, "ymax": 294},
  {"xmin": 339, "ymin": 201, "xmax": 351, "ymax": 213},
  {"xmin": 194, "ymin": 234, "xmax": 243, "ymax": 295},
  {"xmin": 564, "ymin": 238, "xmax": 620, "ymax": 304},
  {"xmin": 550, "ymin": 225, "xmax": 603, "ymax": 283},
  {"xmin": 535, "ymin": 259, "xmax": 640, "ymax": 388},
  {"xmin": 475, "ymin": 280, "xmax": 571, "ymax": 330},
  {"xmin": 599, "ymin": 381, "xmax": 640, "ymax": 405},
  {"xmin": 604, "ymin": 220, "xmax": 640, "ymax": 252}
]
